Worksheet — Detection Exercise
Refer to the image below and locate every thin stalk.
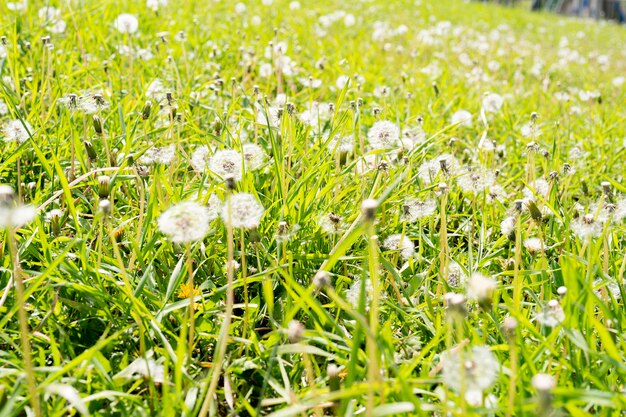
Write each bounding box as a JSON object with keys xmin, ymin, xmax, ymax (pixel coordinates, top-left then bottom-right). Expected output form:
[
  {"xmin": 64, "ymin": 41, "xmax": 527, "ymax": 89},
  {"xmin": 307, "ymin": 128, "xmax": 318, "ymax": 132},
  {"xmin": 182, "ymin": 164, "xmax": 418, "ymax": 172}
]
[
  {"xmin": 365, "ymin": 221, "xmax": 380, "ymax": 417},
  {"xmin": 7, "ymin": 229, "xmax": 41, "ymax": 417},
  {"xmin": 198, "ymin": 194, "xmax": 235, "ymax": 417}
]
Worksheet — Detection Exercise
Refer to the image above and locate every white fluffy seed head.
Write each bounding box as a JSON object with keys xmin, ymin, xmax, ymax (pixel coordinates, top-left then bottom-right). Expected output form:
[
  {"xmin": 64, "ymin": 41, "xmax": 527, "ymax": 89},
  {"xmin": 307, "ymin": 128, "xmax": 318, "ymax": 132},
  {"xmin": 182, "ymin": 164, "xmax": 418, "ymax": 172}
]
[
  {"xmin": 114, "ymin": 14, "xmax": 139, "ymax": 34},
  {"xmin": 382, "ymin": 234, "xmax": 414, "ymax": 260},
  {"xmin": 442, "ymin": 345, "xmax": 500, "ymax": 393},
  {"xmin": 531, "ymin": 373, "xmax": 556, "ymax": 392},
  {"xmin": 367, "ymin": 120, "xmax": 400, "ymax": 150},
  {"xmin": 3, "ymin": 119, "xmax": 33, "ymax": 143},
  {"xmin": 158, "ymin": 201, "xmax": 212, "ymax": 243},
  {"xmin": 221, "ymin": 193, "xmax": 264, "ymax": 229},
  {"xmin": 209, "ymin": 149, "xmax": 244, "ymax": 181}
]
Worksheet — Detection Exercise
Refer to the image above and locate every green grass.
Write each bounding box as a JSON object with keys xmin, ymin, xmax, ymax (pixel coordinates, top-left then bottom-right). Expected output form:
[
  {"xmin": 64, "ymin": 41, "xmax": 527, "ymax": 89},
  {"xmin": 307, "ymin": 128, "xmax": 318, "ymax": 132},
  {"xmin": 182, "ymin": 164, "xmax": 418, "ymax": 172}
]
[{"xmin": 1, "ymin": 0, "xmax": 626, "ymax": 416}]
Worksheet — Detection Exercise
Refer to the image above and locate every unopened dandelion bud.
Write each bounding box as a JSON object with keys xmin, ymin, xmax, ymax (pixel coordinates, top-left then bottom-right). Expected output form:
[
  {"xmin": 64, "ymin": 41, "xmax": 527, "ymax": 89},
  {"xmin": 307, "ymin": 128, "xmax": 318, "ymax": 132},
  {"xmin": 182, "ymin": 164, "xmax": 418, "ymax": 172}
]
[
  {"xmin": 27, "ymin": 182, "xmax": 36, "ymax": 193},
  {"xmin": 526, "ymin": 200, "xmax": 543, "ymax": 223},
  {"xmin": 225, "ymin": 175, "xmax": 237, "ymax": 191},
  {"xmin": 327, "ymin": 363, "xmax": 341, "ymax": 406},
  {"xmin": 601, "ymin": 181, "xmax": 612, "ymax": 196},
  {"xmin": 99, "ymin": 199, "xmax": 111, "ymax": 215},
  {"xmin": 166, "ymin": 92, "xmax": 174, "ymax": 105},
  {"xmin": 47, "ymin": 209, "xmax": 63, "ymax": 237},
  {"xmin": 502, "ymin": 316, "xmax": 518, "ymax": 340},
  {"xmin": 448, "ymin": 137, "xmax": 456, "ymax": 147},
  {"xmin": 438, "ymin": 158, "xmax": 448, "ymax": 174},
  {"xmin": 350, "ymin": 100, "xmax": 356, "ymax": 110},
  {"xmin": 540, "ymin": 148, "xmax": 549, "ymax": 158},
  {"xmin": 361, "ymin": 199, "xmax": 378, "ymax": 222},
  {"xmin": 313, "ymin": 270, "xmax": 331, "ymax": 290},
  {"xmin": 97, "ymin": 175, "xmax": 111, "ymax": 198},
  {"xmin": 141, "ymin": 100, "xmax": 152, "ymax": 120},
  {"xmin": 253, "ymin": 85, "xmax": 260, "ymax": 96},
  {"xmin": 285, "ymin": 102, "xmax": 296, "ymax": 115},
  {"xmin": 432, "ymin": 81, "xmax": 439, "ymax": 96},
  {"xmin": 287, "ymin": 320, "xmax": 304, "ymax": 343},
  {"xmin": 581, "ymin": 179, "xmax": 589, "ymax": 196},
  {"xmin": 83, "ymin": 141, "xmax": 97, "ymax": 161},
  {"xmin": 0, "ymin": 36, "xmax": 6, "ymax": 45},
  {"xmin": 514, "ymin": 199, "xmax": 524, "ymax": 212},
  {"xmin": 92, "ymin": 115, "xmax": 103, "ymax": 135}
]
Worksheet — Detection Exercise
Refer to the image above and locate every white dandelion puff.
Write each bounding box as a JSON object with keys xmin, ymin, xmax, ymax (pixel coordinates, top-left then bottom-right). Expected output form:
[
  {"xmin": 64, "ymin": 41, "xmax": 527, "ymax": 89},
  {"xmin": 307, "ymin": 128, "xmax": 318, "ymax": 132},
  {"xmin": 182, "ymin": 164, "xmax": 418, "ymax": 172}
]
[
  {"xmin": 242, "ymin": 143, "xmax": 266, "ymax": 170},
  {"xmin": 158, "ymin": 201, "xmax": 212, "ymax": 244},
  {"xmin": 114, "ymin": 13, "xmax": 139, "ymax": 34},
  {"xmin": 2, "ymin": 119, "xmax": 33, "ymax": 143},
  {"xmin": 382, "ymin": 234, "xmax": 414, "ymax": 260},
  {"xmin": 221, "ymin": 193, "xmax": 265, "ymax": 229},
  {"xmin": 209, "ymin": 149, "xmax": 244, "ymax": 181},
  {"xmin": 441, "ymin": 345, "xmax": 500, "ymax": 393},
  {"xmin": 401, "ymin": 199, "xmax": 437, "ymax": 223},
  {"xmin": 367, "ymin": 120, "xmax": 400, "ymax": 150}
]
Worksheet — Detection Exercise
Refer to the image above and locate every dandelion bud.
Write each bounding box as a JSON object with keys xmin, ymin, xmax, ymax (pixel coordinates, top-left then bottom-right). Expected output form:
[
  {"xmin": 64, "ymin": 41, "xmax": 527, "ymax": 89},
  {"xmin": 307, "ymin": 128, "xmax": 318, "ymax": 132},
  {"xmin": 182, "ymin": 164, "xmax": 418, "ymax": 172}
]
[
  {"xmin": 601, "ymin": 181, "xmax": 612, "ymax": 197},
  {"xmin": 438, "ymin": 182, "xmax": 449, "ymax": 194},
  {"xmin": 581, "ymin": 179, "xmax": 589, "ymax": 196},
  {"xmin": 287, "ymin": 320, "xmax": 304, "ymax": 343},
  {"xmin": 327, "ymin": 363, "xmax": 341, "ymax": 408},
  {"xmin": 549, "ymin": 171, "xmax": 558, "ymax": 181},
  {"xmin": 513, "ymin": 199, "xmax": 524, "ymax": 212},
  {"xmin": 166, "ymin": 92, "xmax": 174, "ymax": 105},
  {"xmin": 530, "ymin": 112, "xmax": 539, "ymax": 122},
  {"xmin": 92, "ymin": 115, "xmax": 103, "ymax": 135},
  {"xmin": 372, "ymin": 107, "xmax": 381, "ymax": 116},
  {"xmin": 502, "ymin": 316, "xmax": 518, "ymax": 340},
  {"xmin": 526, "ymin": 200, "xmax": 543, "ymax": 223},
  {"xmin": 225, "ymin": 175, "xmax": 237, "ymax": 191},
  {"xmin": 84, "ymin": 141, "xmax": 97, "ymax": 161},
  {"xmin": 448, "ymin": 137, "xmax": 456, "ymax": 147},
  {"xmin": 540, "ymin": 148, "xmax": 549, "ymax": 158},
  {"xmin": 438, "ymin": 157, "xmax": 448, "ymax": 174},
  {"xmin": 0, "ymin": 36, "xmax": 6, "ymax": 45},
  {"xmin": 141, "ymin": 100, "xmax": 152, "ymax": 120},
  {"xmin": 47, "ymin": 209, "xmax": 63, "ymax": 237},
  {"xmin": 285, "ymin": 102, "xmax": 296, "ymax": 115},
  {"xmin": 357, "ymin": 97, "xmax": 363, "ymax": 107},
  {"xmin": 97, "ymin": 175, "xmax": 111, "ymax": 198},
  {"xmin": 253, "ymin": 85, "xmax": 260, "ymax": 96},
  {"xmin": 99, "ymin": 199, "xmax": 111, "ymax": 215},
  {"xmin": 313, "ymin": 270, "xmax": 331, "ymax": 290},
  {"xmin": 349, "ymin": 100, "xmax": 356, "ymax": 110},
  {"xmin": 361, "ymin": 199, "xmax": 378, "ymax": 222},
  {"xmin": 27, "ymin": 182, "xmax": 36, "ymax": 193}
]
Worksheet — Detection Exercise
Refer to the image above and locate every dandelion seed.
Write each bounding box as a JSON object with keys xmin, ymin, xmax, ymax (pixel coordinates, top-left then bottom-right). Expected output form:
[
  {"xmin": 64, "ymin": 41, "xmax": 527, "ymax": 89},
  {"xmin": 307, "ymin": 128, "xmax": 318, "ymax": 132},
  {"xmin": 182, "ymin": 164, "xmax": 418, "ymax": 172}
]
[
  {"xmin": 0, "ymin": 185, "xmax": 37, "ymax": 228},
  {"xmin": 446, "ymin": 262, "xmax": 468, "ymax": 288},
  {"xmin": 523, "ymin": 237, "xmax": 545, "ymax": 254},
  {"xmin": 467, "ymin": 273, "xmax": 497, "ymax": 308},
  {"xmin": 158, "ymin": 201, "xmax": 212, "ymax": 243},
  {"xmin": 482, "ymin": 92, "xmax": 504, "ymax": 113},
  {"xmin": 401, "ymin": 198, "xmax": 437, "ymax": 223},
  {"xmin": 209, "ymin": 150, "xmax": 244, "ymax": 181},
  {"xmin": 138, "ymin": 145, "xmax": 175, "ymax": 165},
  {"xmin": 535, "ymin": 299, "xmax": 564, "ymax": 327},
  {"xmin": 318, "ymin": 212, "xmax": 343, "ymax": 235},
  {"xmin": 571, "ymin": 214, "xmax": 602, "ymax": 239},
  {"xmin": 500, "ymin": 216, "xmax": 516, "ymax": 239},
  {"xmin": 345, "ymin": 278, "xmax": 374, "ymax": 310},
  {"xmin": 190, "ymin": 145, "xmax": 212, "ymax": 172},
  {"xmin": 441, "ymin": 345, "xmax": 500, "ymax": 393},
  {"xmin": 242, "ymin": 143, "xmax": 266, "ymax": 170},
  {"xmin": 114, "ymin": 13, "xmax": 139, "ymax": 34},
  {"xmin": 450, "ymin": 109, "xmax": 472, "ymax": 127},
  {"xmin": 221, "ymin": 193, "xmax": 264, "ymax": 229},
  {"xmin": 367, "ymin": 120, "xmax": 400, "ymax": 150},
  {"xmin": 2, "ymin": 119, "xmax": 33, "ymax": 143},
  {"xmin": 382, "ymin": 234, "xmax": 414, "ymax": 260}
]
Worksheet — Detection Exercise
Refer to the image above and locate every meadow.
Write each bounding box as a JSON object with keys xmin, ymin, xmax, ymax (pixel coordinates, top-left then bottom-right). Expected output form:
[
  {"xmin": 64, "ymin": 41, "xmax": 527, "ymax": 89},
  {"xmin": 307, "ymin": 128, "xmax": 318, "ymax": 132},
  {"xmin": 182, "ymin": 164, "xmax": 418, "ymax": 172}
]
[{"xmin": 1, "ymin": 0, "xmax": 626, "ymax": 415}]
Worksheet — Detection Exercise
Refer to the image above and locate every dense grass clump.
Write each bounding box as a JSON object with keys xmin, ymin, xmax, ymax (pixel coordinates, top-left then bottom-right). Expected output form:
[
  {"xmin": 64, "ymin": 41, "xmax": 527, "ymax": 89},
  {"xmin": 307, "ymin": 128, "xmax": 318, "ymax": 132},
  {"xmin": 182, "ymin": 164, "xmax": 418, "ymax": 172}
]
[{"xmin": 1, "ymin": 0, "xmax": 626, "ymax": 416}]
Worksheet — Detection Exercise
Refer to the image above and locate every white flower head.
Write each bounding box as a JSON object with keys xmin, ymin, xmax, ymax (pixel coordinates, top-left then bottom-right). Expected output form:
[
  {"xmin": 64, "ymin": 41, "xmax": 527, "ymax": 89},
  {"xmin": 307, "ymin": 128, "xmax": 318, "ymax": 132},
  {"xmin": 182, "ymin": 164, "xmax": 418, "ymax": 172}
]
[
  {"xmin": 318, "ymin": 212, "xmax": 343, "ymax": 235},
  {"xmin": 158, "ymin": 201, "xmax": 212, "ymax": 243},
  {"xmin": 382, "ymin": 234, "xmax": 414, "ymax": 260},
  {"xmin": 2, "ymin": 119, "xmax": 33, "ymax": 143},
  {"xmin": 209, "ymin": 149, "xmax": 244, "ymax": 181},
  {"xmin": 467, "ymin": 273, "xmax": 497, "ymax": 304},
  {"xmin": 441, "ymin": 345, "xmax": 500, "ymax": 393},
  {"xmin": 147, "ymin": 0, "xmax": 167, "ymax": 11},
  {"xmin": 451, "ymin": 110, "xmax": 472, "ymax": 127},
  {"xmin": 114, "ymin": 13, "xmax": 139, "ymax": 34},
  {"xmin": 367, "ymin": 120, "xmax": 400, "ymax": 150},
  {"xmin": 190, "ymin": 145, "xmax": 211, "ymax": 172},
  {"xmin": 535, "ymin": 299, "xmax": 564, "ymax": 327},
  {"xmin": 327, "ymin": 135, "xmax": 354, "ymax": 155},
  {"xmin": 221, "ymin": 193, "xmax": 264, "ymax": 229},
  {"xmin": 138, "ymin": 145, "xmax": 175, "ymax": 165},
  {"xmin": 401, "ymin": 199, "xmax": 437, "ymax": 223},
  {"xmin": 523, "ymin": 237, "xmax": 545, "ymax": 254},
  {"xmin": 482, "ymin": 93, "xmax": 504, "ymax": 113},
  {"xmin": 345, "ymin": 278, "xmax": 374, "ymax": 310},
  {"xmin": 571, "ymin": 214, "xmax": 603, "ymax": 240},
  {"xmin": 242, "ymin": 143, "xmax": 266, "ymax": 170}
]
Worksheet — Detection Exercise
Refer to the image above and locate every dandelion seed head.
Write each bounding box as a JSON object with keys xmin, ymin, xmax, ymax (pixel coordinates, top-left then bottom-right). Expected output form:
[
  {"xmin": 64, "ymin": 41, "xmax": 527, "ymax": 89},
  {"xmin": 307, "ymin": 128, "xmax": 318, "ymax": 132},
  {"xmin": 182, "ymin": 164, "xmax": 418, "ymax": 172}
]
[
  {"xmin": 401, "ymin": 198, "xmax": 437, "ymax": 222},
  {"xmin": 535, "ymin": 299, "xmax": 564, "ymax": 327},
  {"xmin": 138, "ymin": 145, "xmax": 175, "ymax": 166},
  {"xmin": 221, "ymin": 193, "xmax": 264, "ymax": 229},
  {"xmin": 382, "ymin": 234, "xmax": 414, "ymax": 260},
  {"xmin": 482, "ymin": 92, "xmax": 504, "ymax": 113},
  {"xmin": 158, "ymin": 201, "xmax": 212, "ymax": 243},
  {"xmin": 367, "ymin": 120, "xmax": 400, "ymax": 150},
  {"xmin": 467, "ymin": 273, "xmax": 497, "ymax": 305},
  {"xmin": 318, "ymin": 212, "xmax": 343, "ymax": 235},
  {"xmin": 3, "ymin": 119, "xmax": 33, "ymax": 143},
  {"xmin": 442, "ymin": 345, "xmax": 499, "ymax": 393},
  {"xmin": 345, "ymin": 278, "xmax": 374, "ymax": 310},
  {"xmin": 209, "ymin": 149, "xmax": 244, "ymax": 181},
  {"xmin": 523, "ymin": 237, "xmax": 545, "ymax": 254},
  {"xmin": 450, "ymin": 109, "xmax": 472, "ymax": 127},
  {"xmin": 114, "ymin": 13, "xmax": 139, "ymax": 34},
  {"xmin": 242, "ymin": 143, "xmax": 266, "ymax": 170},
  {"xmin": 532, "ymin": 373, "xmax": 556, "ymax": 392},
  {"xmin": 327, "ymin": 135, "xmax": 354, "ymax": 155},
  {"xmin": 571, "ymin": 214, "xmax": 602, "ymax": 239}
]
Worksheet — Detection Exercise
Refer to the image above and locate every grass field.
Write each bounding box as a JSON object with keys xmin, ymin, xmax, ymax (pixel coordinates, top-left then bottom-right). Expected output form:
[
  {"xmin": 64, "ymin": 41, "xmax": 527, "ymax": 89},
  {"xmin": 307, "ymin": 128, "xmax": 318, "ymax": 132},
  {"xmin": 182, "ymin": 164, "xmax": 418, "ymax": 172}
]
[{"xmin": 1, "ymin": 0, "xmax": 626, "ymax": 416}]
